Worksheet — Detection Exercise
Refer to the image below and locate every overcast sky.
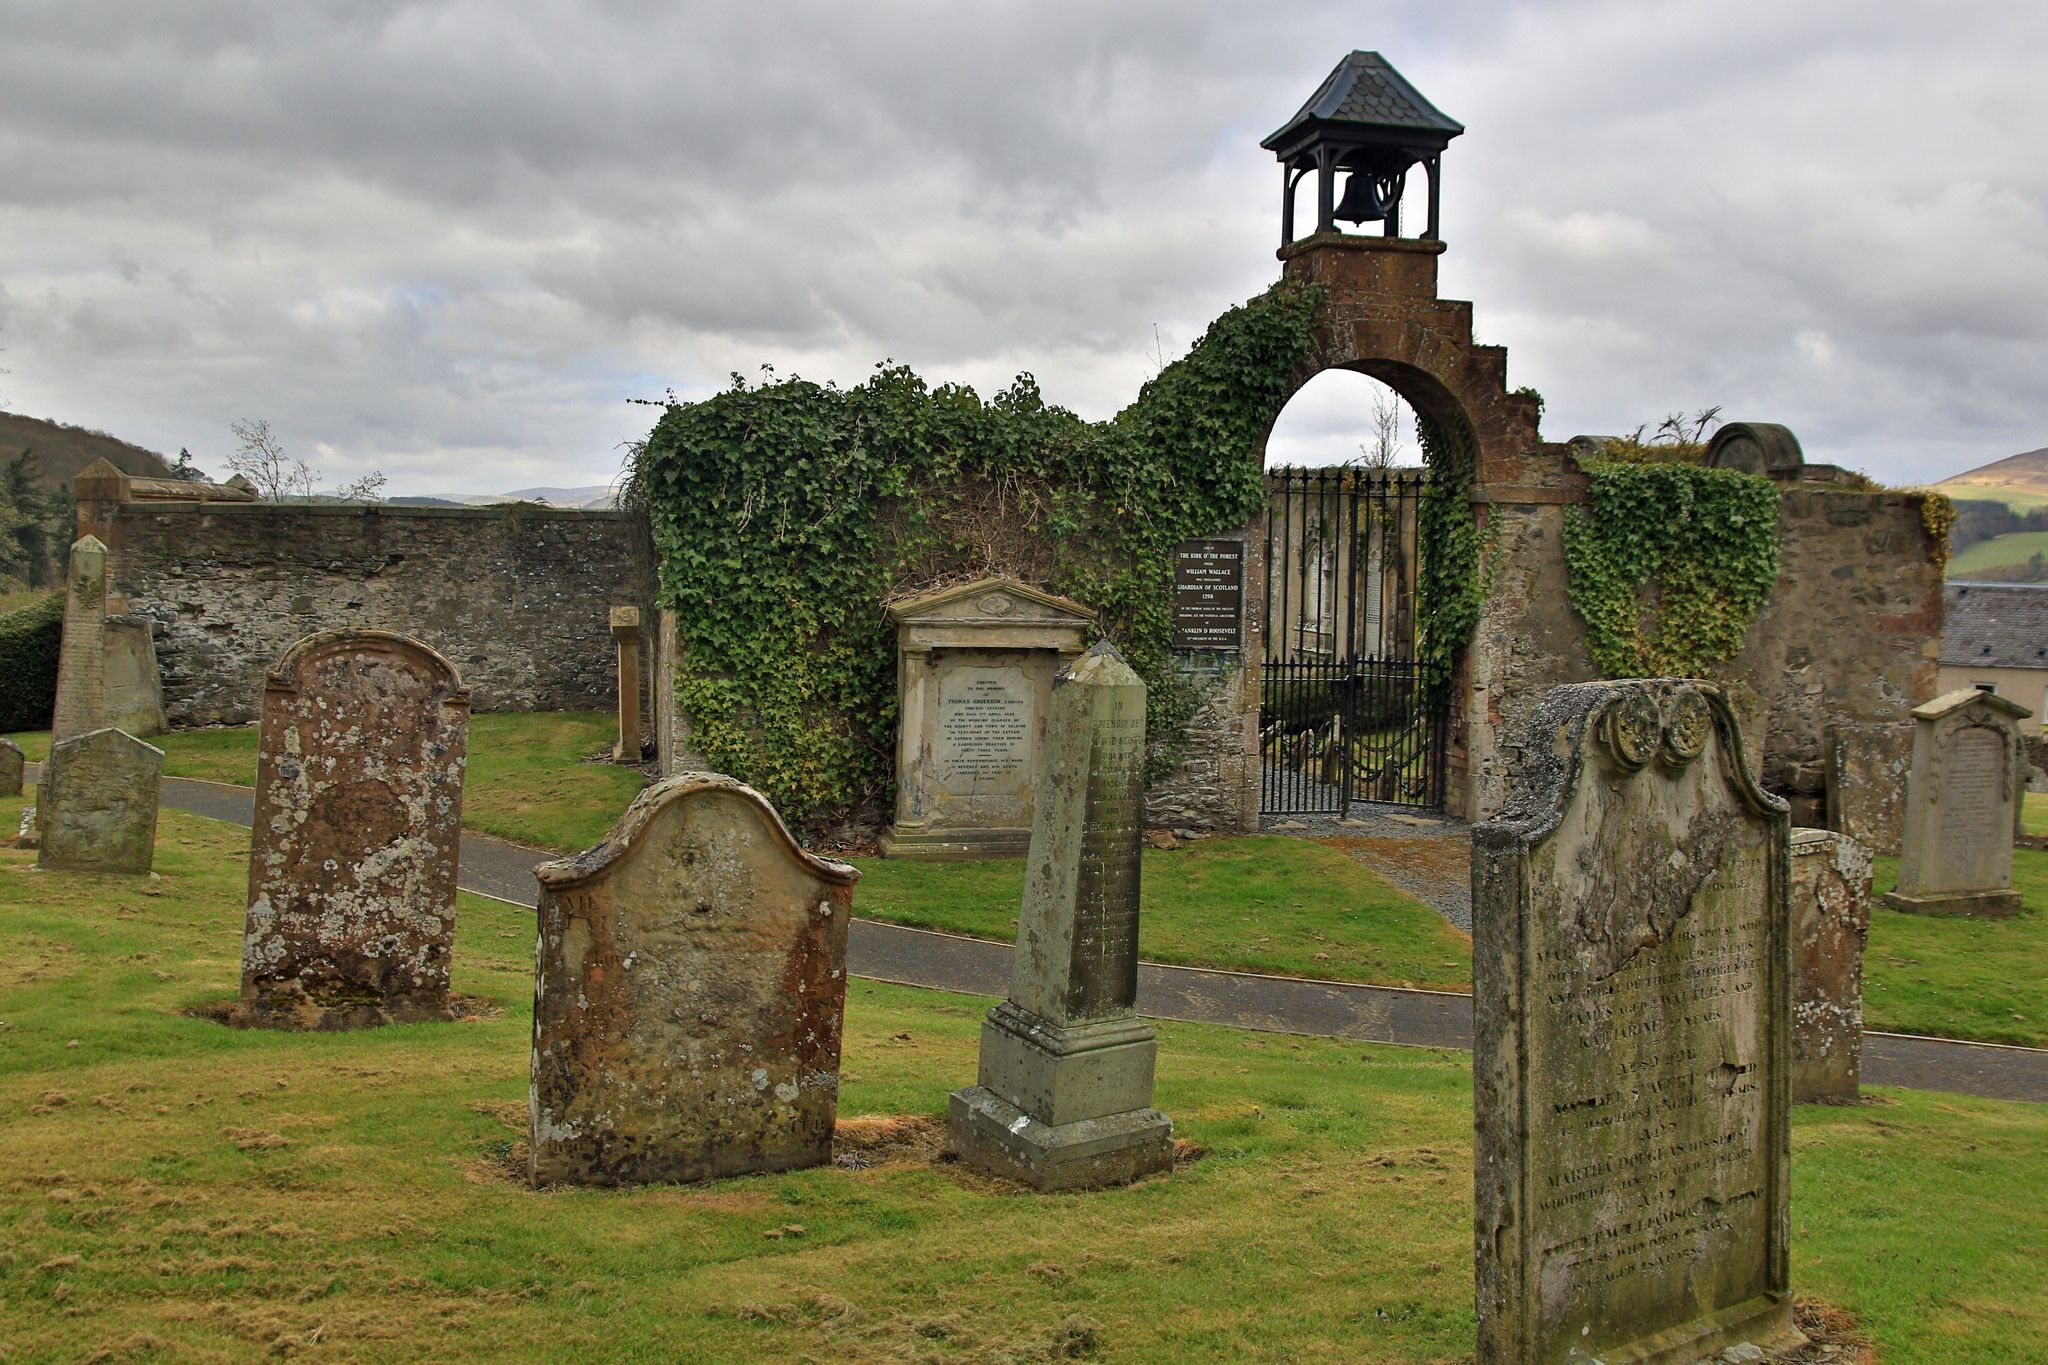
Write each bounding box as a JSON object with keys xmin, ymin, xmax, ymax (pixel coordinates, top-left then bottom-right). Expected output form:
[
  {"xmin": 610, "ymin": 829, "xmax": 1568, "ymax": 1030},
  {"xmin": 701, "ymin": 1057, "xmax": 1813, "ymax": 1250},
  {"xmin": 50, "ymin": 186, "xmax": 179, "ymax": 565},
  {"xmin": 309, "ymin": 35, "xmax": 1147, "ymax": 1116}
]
[{"xmin": 2, "ymin": 1, "xmax": 2043, "ymax": 495}]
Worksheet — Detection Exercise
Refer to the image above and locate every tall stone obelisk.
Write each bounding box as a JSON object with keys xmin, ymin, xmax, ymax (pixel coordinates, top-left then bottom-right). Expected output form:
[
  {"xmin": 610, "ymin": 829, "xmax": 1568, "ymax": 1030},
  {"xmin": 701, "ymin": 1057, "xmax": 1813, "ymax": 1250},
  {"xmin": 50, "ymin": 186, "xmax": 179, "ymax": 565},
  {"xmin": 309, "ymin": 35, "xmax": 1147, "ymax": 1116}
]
[{"xmin": 947, "ymin": 641, "xmax": 1173, "ymax": 1190}]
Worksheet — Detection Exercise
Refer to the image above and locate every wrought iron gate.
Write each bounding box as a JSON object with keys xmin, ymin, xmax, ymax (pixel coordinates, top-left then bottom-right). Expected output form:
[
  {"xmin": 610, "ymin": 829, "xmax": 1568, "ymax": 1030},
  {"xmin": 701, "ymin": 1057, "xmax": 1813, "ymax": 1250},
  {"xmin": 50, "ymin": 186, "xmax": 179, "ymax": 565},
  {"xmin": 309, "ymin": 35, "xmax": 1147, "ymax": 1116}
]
[{"xmin": 1259, "ymin": 466, "xmax": 1448, "ymax": 815}]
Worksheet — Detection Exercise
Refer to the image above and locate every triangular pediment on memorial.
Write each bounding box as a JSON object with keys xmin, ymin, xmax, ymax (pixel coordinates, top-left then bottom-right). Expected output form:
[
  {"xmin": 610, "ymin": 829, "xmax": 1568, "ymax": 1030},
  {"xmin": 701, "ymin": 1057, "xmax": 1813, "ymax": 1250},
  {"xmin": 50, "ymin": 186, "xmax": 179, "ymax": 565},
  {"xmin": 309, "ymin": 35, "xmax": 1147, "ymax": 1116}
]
[
  {"xmin": 885, "ymin": 576, "xmax": 1094, "ymax": 628},
  {"xmin": 1912, "ymin": 687, "xmax": 2034, "ymax": 723}
]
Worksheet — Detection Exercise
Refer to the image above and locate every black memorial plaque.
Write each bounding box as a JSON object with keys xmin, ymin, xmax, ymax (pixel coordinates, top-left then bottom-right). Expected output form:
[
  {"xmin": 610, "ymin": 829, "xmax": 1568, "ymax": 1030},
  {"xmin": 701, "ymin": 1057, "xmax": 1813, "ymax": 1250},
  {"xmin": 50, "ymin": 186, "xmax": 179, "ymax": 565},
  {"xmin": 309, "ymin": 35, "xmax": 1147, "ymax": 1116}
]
[{"xmin": 1173, "ymin": 540, "xmax": 1243, "ymax": 650}]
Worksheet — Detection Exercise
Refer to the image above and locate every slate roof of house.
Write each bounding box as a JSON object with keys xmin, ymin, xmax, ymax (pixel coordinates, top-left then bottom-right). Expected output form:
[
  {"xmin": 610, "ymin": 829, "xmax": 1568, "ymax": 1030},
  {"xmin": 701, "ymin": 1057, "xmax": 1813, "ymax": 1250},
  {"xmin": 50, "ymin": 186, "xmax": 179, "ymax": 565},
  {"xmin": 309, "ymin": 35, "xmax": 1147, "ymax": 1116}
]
[
  {"xmin": 1262, "ymin": 51, "xmax": 1464, "ymax": 149},
  {"xmin": 1942, "ymin": 581, "xmax": 2048, "ymax": 669}
]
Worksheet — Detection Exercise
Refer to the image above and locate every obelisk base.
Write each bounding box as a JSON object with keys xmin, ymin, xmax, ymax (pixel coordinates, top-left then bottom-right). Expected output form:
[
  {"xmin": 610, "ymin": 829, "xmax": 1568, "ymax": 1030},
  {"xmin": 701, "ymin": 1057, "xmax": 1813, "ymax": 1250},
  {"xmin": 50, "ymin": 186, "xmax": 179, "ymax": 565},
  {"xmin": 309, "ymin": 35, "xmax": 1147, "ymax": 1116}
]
[{"xmin": 948, "ymin": 1004, "xmax": 1173, "ymax": 1191}]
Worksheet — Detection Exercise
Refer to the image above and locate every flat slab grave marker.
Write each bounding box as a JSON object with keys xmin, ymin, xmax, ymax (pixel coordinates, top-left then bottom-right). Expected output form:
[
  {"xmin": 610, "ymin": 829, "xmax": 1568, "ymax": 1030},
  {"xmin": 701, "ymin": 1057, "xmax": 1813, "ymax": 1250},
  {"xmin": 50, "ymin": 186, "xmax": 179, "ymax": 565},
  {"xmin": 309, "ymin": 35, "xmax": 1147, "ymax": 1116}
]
[
  {"xmin": 36, "ymin": 727, "xmax": 164, "ymax": 874},
  {"xmin": 880, "ymin": 577, "xmax": 1093, "ymax": 860},
  {"xmin": 1789, "ymin": 829, "xmax": 1873, "ymax": 1104},
  {"xmin": 234, "ymin": 630, "xmax": 470, "ymax": 1030},
  {"xmin": 1473, "ymin": 680, "xmax": 1799, "ymax": 1364},
  {"xmin": 529, "ymin": 774, "xmax": 858, "ymax": 1187},
  {"xmin": 949, "ymin": 641, "xmax": 1174, "ymax": 1191},
  {"xmin": 0, "ymin": 738, "xmax": 22, "ymax": 798},
  {"xmin": 1883, "ymin": 688, "xmax": 2030, "ymax": 918}
]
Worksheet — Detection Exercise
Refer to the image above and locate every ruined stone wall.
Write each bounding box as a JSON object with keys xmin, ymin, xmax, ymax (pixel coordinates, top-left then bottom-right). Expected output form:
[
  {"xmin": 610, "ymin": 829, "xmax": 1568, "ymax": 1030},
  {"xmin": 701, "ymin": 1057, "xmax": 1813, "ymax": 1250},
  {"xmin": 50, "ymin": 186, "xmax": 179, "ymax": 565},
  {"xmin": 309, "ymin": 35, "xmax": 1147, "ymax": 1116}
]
[
  {"xmin": 1143, "ymin": 650, "xmax": 1258, "ymax": 832},
  {"xmin": 1466, "ymin": 491, "xmax": 1597, "ymax": 816},
  {"xmin": 1477, "ymin": 481, "xmax": 1941, "ymax": 820},
  {"xmin": 104, "ymin": 503, "xmax": 654, "ymax": 725},
  {"xmin": 1726, "ymin": 487, "xmax": 1943, "ymax": 818}
]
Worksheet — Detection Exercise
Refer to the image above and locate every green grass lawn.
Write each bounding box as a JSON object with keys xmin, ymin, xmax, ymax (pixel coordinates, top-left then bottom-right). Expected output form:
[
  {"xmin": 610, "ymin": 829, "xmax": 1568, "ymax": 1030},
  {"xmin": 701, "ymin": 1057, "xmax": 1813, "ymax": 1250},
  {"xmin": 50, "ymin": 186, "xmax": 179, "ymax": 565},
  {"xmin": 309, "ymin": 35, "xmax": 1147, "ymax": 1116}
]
[
  {"xmin": 1863, "ymin": 849, "xmax": 2048, "ymax": 1048},
  {"xmin": 1947, "ymin": 528, "xmax": 2048, "ymax": 577},
  {"xmin": 850, "ymin": 836, "xmax": 1474, "ymax": 992},
  {"xmin": 2025, "ymin": 791, "xmax": 2048, "ymax": 836},
  {"xmin": 4, "ymin": 712, "xmax": 645, "ymax": 855},
  {"xmin": 1, "ymin": 801, "xmax": 2044, "ymax": 1362},
  {"xmin": 18, "ymin": 711, "xmax": 2048, "ymax": 1045}
]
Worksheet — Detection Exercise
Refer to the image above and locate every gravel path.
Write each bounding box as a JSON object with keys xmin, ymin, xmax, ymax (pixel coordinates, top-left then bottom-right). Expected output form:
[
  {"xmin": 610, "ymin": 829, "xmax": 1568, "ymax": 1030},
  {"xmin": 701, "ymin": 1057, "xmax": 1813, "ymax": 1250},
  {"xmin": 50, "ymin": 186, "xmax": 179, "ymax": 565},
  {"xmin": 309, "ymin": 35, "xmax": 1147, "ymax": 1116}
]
[{"xmin": 1263, "ymin": 804, "xmax": 1475, "ymax": 932}]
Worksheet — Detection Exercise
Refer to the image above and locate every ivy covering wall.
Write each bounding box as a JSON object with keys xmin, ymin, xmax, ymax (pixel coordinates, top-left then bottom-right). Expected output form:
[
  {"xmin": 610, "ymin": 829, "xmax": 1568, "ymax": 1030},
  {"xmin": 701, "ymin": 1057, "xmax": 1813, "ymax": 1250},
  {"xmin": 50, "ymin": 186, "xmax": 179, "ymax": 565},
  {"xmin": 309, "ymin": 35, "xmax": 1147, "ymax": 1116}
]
[
  {"xmin": 1562, "ymin": 460, "xmax": 1782, "ymax": 678},
  {"xmin": 635, "ymin": 282, "xmax": 1326, "ymax": 829}
]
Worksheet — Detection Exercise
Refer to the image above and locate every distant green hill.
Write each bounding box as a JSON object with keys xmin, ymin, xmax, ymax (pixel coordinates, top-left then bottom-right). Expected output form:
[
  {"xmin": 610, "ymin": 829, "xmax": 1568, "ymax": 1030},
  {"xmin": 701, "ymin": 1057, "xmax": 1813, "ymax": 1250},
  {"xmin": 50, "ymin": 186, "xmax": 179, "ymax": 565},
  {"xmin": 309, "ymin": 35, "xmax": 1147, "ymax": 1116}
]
[
  {"xmin": 1949, "ymin": 529, "xmax": 2048, "ymax": 580},
  {"xmin": 0, "ymin": 412, "xmax": 176, "ymax": 488},
  {"xmin": 1939, "ymin": 445, "xmax": 2048, "ymax": 511}
]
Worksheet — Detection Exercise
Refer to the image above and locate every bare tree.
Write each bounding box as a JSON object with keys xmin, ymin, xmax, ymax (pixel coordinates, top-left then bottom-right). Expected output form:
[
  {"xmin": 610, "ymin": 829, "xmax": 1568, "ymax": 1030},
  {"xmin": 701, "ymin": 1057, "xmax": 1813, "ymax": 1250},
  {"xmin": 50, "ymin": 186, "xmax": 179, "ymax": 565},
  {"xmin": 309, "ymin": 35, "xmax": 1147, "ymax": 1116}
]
[
  {"xmin": 226, "ymin": 418, "xmax": 384, "ymax": 502},
  {"xmin": 227, "ymin": 418, "xmax": 316, "ymax": 501},
  {"xmin": 1357, "ymin": 385, "xmax": 1404, "ymax": 469},
  {"xmin": 330, "ymin": 469, "xmax": 387, "ymax": 502}
]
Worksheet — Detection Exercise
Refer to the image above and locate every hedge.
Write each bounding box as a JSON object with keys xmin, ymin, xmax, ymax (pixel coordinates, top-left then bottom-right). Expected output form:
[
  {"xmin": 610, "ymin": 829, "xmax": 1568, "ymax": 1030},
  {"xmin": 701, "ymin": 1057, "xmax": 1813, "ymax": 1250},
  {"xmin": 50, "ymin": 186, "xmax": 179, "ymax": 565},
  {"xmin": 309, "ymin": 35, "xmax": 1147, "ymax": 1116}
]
[{"xmin": 0, "ymin": 592, "xmax": 63, "ymax": 732}]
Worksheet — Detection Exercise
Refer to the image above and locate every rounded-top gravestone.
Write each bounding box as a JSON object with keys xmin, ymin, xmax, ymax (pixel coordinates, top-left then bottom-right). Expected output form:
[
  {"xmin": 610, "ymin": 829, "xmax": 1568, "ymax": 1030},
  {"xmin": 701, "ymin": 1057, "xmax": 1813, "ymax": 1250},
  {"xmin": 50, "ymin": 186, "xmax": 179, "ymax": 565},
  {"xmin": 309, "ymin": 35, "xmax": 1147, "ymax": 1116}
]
[
  {"xmin": 1473, "ymin": 679, "xmax": 1799, "ymax": 1364},
  {"xmin": 234, "ymin": 629, "xmax": 470, "ymax": 1031}
]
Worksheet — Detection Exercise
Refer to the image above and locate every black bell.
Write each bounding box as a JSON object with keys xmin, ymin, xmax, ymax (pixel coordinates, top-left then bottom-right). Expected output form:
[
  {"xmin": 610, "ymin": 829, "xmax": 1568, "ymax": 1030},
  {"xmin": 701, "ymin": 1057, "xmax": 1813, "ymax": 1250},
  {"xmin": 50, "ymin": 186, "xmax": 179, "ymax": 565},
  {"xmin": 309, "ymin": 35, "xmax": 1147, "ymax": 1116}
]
[{"xmin": 1333, "ymin": 169, "xmax": 1396, "ymax": 225}]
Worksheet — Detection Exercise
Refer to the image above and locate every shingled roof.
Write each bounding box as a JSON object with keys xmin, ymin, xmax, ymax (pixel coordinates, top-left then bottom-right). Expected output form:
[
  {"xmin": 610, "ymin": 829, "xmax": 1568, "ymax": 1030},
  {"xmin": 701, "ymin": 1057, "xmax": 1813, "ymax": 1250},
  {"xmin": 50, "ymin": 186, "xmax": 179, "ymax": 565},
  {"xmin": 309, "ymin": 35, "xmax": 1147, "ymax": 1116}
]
[
  {"xmin": 1262, "ymin": 51, "xmax": 1464, "ymax": 149},
  {"xmin": 1942, "ymin": 581, "xmax": 2048, "ymax": 669}
]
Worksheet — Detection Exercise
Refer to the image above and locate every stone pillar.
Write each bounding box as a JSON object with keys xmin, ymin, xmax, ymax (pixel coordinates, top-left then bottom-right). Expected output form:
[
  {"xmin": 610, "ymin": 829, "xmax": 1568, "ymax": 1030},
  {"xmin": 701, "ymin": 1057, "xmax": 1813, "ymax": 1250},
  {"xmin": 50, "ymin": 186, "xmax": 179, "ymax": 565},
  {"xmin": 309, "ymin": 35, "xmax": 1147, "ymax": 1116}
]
[
  {"xmin": 0, "ymin": 738, "xmax": 22, "ymax": 799},
  {"xmin": 69, "ymin": 459, "xmax": 130, "ymax": 554},
  {"xmin": 948, "ymin": 641, "xmax": 1173, "ymax": 1191},
  {"xmin": 1790, "ymin": 829, "xmax": 1873, "ymax": 1104},
  {"xmin": 609, "ymin": 606, "xmax": 643, "ymax": 762},
  {"xmin": 50, "ymin": 536, "xmax": 110, "ymax": 743}
]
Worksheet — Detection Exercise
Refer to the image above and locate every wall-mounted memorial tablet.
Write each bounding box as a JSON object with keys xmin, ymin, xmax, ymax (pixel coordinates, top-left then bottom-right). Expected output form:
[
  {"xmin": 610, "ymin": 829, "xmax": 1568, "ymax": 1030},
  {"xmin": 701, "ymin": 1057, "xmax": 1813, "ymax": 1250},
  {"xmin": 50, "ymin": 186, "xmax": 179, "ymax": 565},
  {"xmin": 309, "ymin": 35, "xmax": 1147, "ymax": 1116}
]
[{"xmin": 880, "ymin": 576, "xmax": 1093, "ymax": 861}]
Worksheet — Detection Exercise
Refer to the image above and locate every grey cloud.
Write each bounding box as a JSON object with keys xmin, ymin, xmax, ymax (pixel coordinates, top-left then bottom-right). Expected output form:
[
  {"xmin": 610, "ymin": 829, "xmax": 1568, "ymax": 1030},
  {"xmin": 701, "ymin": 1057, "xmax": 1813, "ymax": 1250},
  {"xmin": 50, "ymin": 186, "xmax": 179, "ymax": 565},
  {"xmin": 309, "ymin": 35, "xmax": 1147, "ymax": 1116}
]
[{"xmin": 0, "ymin": 0, "xmax": 2039, "ymax": 495}]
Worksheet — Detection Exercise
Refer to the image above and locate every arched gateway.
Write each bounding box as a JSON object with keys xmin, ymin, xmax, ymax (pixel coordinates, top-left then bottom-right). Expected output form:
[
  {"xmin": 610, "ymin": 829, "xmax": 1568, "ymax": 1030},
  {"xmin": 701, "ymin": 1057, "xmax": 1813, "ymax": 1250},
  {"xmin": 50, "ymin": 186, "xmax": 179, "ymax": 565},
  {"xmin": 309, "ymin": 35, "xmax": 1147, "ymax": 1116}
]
[{"xmin": 1238, "ymin": 53, "xmax": 1570, "ymax": 823}]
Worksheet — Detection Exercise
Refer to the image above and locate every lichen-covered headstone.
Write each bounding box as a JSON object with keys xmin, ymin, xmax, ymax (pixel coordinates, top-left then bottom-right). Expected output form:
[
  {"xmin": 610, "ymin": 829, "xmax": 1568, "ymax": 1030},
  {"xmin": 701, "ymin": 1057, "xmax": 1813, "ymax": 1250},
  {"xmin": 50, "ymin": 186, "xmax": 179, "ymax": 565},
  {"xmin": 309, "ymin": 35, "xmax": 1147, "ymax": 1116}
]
[
  {"xmin": 0, "ymin": 738, "xmax": 22, "ymax": 798},
  {"xmin": 234, "ymin": 630, "xmax": 470, "ymax": 1030},
  {"xmin": 948, "ymin": 641, "xmax": 1173, "ymax": 1191},
  {"xmin": 36, "ymin": 727, "xmax": 164, "ymax": 873},
  {"xmin": 1883, "ymin": 688, "xmax": 2030, "ymax": 918},
  {"xmin": 50, "ymin": 536, "xmax": 110, "ymax": 743},
  {"xmin": 1790, "ymin": 829, "xmax": 1873, "ymax": 1104},
  {"xmin": 1474, "ymin": 680, "xmax": 1800, "ymax": 1364},
  {"xmin": 529, "ymin": 774, "xmax": 858, "ymax": 1187},
  {"xmin": 1826, "ymin": 721, "xmax": 1911, "ymax": 855}
]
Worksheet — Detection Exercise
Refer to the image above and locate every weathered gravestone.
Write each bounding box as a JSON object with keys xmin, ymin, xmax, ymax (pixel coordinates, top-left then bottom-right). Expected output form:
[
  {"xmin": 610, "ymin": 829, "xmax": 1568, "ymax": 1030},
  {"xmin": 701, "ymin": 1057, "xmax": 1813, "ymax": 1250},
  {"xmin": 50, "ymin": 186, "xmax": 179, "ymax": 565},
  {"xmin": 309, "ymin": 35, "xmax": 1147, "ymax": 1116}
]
[
  {"xmin": 881, "ymin": 577, "xmax": 1092, "ymax": 860},
  {"xmin": 1826, "ymin": 721, "xmax": 1912, "ymax": 856},
  {"xmin": 529, "ymin": 773, "xmax": 859, "ymax": 1187},
  {"xmin": 1474, "ymin": 680, "xmax": 1799, "ymax": 1364},
  {"xmin": 50, "ymin": 536, "xmax": 111, "ymax": 743},
  {"xmin": 234, "ymin": 630, "xmax": 470, "ymax": 1030},
  {"xmin": 103, "ymin": 617, "xmax": 167, "ymax": 738},
  {"xmin": 948, "ymin": 641, "xmax": 1173, "ymax": 1191},
  {"xmin": 1883, "ymin": 688, "xmax": 2029, "ymax": 918},
  {"xmin": 1789, "ymin": 829, "xmax": 1873, "ymax": 1104},
  {"xmin": 0, "ymin": 738, "xmax": 22, "ymax": 798},
  {"xmin": 36, "ymin": 727, "xmax": 164, "ymax": 874}
]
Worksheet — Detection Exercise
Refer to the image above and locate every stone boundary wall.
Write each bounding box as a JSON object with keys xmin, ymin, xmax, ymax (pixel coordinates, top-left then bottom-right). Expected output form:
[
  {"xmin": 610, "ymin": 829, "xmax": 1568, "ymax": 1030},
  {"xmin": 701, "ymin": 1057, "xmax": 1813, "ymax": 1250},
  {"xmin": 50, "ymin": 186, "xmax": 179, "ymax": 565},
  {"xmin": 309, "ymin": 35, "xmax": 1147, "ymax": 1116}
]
[
  {"xmin": 1480, "ymin": 479, "xmax": 1942, "ymax": 820},
  {"xmin": 1733, "ymin": 488, "xmax": 1942, "ymax": 821},
  {"xmin": 98, "ymin": 501, "xmax": 654, "ymax": 726}
]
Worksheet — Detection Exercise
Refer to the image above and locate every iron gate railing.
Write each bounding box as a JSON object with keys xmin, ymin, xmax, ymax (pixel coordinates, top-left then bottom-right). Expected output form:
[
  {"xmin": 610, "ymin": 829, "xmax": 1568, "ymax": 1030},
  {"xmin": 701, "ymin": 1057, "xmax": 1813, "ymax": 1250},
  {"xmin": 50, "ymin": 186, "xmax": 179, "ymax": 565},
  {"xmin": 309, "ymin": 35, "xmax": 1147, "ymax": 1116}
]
[{"xmin": 1259, "ymin": 466, "xmax": 1448, "ymax": 815}]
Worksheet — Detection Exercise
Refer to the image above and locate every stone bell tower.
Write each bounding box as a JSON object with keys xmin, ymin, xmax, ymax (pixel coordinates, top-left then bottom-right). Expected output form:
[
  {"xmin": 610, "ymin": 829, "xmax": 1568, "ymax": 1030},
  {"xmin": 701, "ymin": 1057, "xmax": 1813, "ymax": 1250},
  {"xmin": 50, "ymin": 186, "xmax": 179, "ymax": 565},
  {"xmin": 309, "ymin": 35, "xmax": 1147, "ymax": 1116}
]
[{"xmin": 1261, "ymin": 50, "xmax": 1464, "ymax": 246}]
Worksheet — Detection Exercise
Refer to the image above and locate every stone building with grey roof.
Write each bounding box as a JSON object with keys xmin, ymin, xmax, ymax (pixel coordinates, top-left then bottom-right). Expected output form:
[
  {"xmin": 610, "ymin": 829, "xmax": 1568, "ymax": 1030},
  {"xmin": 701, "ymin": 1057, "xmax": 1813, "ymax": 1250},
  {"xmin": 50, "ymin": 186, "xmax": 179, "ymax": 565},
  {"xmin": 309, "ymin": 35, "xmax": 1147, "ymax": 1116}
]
[{"xmin": 1939, "ymin": 581, "xmax": 2048, "ymax": 731}]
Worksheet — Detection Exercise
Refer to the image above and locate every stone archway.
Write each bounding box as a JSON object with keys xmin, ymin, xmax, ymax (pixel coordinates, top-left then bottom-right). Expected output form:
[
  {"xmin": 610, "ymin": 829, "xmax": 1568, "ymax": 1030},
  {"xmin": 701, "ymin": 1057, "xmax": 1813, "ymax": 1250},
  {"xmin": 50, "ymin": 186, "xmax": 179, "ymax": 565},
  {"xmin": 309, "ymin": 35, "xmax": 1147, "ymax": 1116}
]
[{"xmin": 1245, "ymin": 233, "xmax": 1576, "ymax": 821}]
